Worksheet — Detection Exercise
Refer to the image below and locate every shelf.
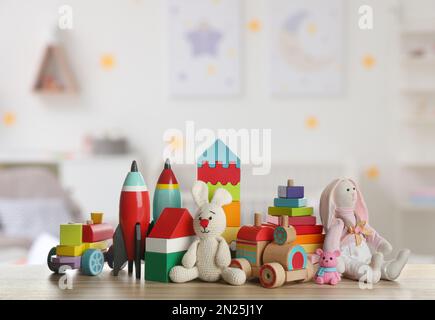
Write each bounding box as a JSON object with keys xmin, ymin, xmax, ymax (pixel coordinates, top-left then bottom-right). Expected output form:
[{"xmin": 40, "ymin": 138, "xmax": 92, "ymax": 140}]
[
  {"xmin": 401, "ymin": 87, "xmax": 435, "ymax": 95},
  {"xmin": 402, "ymin": 117, "xmax": 435, "ymax": 126},
  {"xmin": 399, "ymin": 202, "xmax": 435, "ymax": 213},
  {"xmin": 33, "ymin": 44, "xmax": 77, "ymax": 94},
  {"xmin": 402, "ymin": 57, "xmax": 435, "ymax": 66}
]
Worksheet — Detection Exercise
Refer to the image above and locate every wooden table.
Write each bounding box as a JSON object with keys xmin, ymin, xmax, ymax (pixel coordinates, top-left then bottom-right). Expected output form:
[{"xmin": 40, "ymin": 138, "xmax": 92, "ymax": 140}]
[{"xmin": 1, "ymin": 264, "xmax": 434, "ymax": 299}]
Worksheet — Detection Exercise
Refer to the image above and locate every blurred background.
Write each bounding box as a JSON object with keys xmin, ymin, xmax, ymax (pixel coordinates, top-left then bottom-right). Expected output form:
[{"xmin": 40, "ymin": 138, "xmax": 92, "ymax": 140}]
[{"xmin": 1, "ymin": 0, "xmax": 435, "ymax": 265}]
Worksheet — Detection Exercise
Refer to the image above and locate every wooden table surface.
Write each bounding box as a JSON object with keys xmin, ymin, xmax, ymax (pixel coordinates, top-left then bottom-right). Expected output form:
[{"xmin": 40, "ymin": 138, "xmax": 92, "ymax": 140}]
[{"xmin": 1, "ymin": 264, "xmax": 435, "ymax": 300}]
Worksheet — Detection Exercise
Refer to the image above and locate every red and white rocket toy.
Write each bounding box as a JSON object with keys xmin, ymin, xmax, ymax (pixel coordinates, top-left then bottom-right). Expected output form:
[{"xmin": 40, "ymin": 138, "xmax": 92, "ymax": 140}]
[{"xmin": 112, "ymin": 160, "xmax": 150, "ymax": 279}]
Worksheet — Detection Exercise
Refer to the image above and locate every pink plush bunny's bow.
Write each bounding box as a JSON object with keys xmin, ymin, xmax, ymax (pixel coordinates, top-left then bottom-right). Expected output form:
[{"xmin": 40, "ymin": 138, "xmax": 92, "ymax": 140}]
[{"xmin": 347, "ymin": 220, "xmax": 372, "ymax": 246}]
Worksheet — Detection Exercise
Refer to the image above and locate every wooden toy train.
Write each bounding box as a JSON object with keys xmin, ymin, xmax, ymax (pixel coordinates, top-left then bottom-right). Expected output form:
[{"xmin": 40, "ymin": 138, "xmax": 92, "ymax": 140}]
[
  {"xmin": 47, "ymin": 212, "xmax": 116, "ymax": 276},
  {"xmin": 230, "ymin": 213, "xmax": 315, "ymax": 288}
]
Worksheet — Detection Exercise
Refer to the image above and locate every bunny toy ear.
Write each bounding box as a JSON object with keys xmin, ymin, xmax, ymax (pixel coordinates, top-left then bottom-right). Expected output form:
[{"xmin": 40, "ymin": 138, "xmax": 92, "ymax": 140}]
[
  {"xmin": 210, "ymin": 188, "xmax": 232, "ymax": 207},
  {"xmin": 192, "ymin": 181, "xmax": 209, "ymax": 207},
  {"xmin": 349, "ymin": 179, "xmax": 368, "ymax": 222},
  {"xmin": 319, "ymin": 178, "xmax": 340, "ymax": 232}
]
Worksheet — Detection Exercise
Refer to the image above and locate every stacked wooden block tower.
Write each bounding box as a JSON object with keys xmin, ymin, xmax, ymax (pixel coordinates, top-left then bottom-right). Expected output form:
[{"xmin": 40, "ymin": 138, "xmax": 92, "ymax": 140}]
[
  {"xmin": 267, "ymin": 179, "xmax": 324, "ymax": 254},
  {"xmin": 55, "ymin": 212, "xmax": 113, "ymax": 269},
  {"xmin": 197, "ymin": 139, "xmax": 241, "ymax": 245},
  {"xmin": 145, "ymin": 208, "xmax": 195, "ymax": 282}
]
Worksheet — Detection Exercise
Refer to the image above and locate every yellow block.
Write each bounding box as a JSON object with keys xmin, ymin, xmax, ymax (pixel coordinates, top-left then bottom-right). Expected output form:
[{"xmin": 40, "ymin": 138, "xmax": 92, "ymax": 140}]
[
  {"xmin": 56, "ymin": 244, "xmax": 85, "ymax": 257},
  {"xmin": 91, "ymin": 212, "xmax": 104, "ymax": 224},
  {"xmin": 223, "ymin": 201, "xmax": 240, "ymax": 227},
  {"xmin": 222, "ymin": 227, "xmax": 240, "ymax": 244},
  {"xmin": 300, "ymin": 243, "xmax": 323, "ymax": 254},
  {"xmin": 83, "ymin": 240, "xmax": 110, "ymax": 251}
]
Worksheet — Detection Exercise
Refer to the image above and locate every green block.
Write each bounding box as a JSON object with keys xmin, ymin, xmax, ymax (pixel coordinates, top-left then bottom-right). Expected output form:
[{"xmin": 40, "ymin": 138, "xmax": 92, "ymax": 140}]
[
  {"xmin": 60, "ymin": 223, "xmax": 83, "ymax": 246},
  {"xmin": 145, "ymin": 251, "xmax": 186, "ymax": 283},
  {"xmin": 207, "ymin": 182, "xmax": 240, "ymax": 201},
  {"xmin": 268, "ymin": 206, "xmax": 313, "ymax": 217}
]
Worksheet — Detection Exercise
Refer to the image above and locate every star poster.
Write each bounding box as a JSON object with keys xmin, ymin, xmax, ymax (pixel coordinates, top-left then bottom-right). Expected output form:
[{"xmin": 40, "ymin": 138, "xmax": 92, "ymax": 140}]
[
  {"xmin": 168, "ymin": 0, "xmax": 240, "ymax": 96},
  {"xmin": 268, "ymin": 0, "xmax": 344, "ymax": 96}
]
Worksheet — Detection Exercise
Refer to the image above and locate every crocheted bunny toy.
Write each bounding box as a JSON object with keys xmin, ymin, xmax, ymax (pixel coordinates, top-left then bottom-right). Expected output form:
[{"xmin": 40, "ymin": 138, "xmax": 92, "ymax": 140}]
[
  {"xmin": 169, "ymin": 181, "xmax": 246, "ymax": 286},
  {"xmin": 315, "ymin": 248, "xmax": 342, "ymax": 285}
]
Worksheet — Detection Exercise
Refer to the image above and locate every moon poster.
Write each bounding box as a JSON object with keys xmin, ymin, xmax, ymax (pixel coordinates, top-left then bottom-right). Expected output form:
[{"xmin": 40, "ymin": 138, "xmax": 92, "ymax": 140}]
[
  {"xmin": 268, "ymin": 0, "xmax": 344, "ymax": 96},
  {"xmin": 167, "ymin": 0, "xmax": 240, "ymax": 96}
]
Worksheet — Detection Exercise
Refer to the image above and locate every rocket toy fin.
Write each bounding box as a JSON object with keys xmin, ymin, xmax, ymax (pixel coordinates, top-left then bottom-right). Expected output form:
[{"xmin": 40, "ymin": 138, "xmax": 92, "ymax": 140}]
[
  {"xmin": 112, "ymin": 225, "xmax": 128, "ymax": 276},
  {"xmin": 135, "ymin": 223, "xmax": 142, "ymax": 279}
]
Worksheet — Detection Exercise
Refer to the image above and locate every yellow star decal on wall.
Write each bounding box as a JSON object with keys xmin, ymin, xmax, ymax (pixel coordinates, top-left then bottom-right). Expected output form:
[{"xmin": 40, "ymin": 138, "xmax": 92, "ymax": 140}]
[
  {"xmin": 362, "ymin": 54, "xmax": 376, "ymax": 69},
  {"xmin": 100, "ymin": 54, "xmax": 115, "ymax": 70},
  {"xmin": 305, "ymin": 116, "xmax": 319, "ymax": 129},
  {"xmin": 247, "ymin": 19, "xmax": 262, "ymax": 32},
  {"xmin": 366, "ymin": 166, "xmax": 380, "ymax": 179},
  {"xmin": 2, "ymin": 112, "xmax": 16, "ymax": 126}
]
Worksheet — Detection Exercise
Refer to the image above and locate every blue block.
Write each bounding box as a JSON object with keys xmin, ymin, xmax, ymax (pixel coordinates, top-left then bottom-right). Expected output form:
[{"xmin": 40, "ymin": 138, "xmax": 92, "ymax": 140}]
[
  {"xmin": 278, "ymin": 186, "xmax": 304, "ymax": 199},
  {"xmin": 197, "ymin": 139, "xmax": 241, "ymax": 168},
  {"xmin": 274, "ymin": 197, "xmax": 307, "ymax": 208}
]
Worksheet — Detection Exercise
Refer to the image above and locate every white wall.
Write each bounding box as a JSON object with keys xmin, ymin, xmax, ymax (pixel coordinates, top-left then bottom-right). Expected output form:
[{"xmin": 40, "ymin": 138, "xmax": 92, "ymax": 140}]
[{"xmin": 1, "ymin": 0, "xmax": 432, "ymax": 251}]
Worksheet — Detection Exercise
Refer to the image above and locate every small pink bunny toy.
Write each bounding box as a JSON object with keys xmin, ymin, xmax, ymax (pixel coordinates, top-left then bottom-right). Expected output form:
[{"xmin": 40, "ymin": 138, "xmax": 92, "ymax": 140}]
[{"xmin": 315, "ymin": 248, "xmax": 342, "ymax": 285}]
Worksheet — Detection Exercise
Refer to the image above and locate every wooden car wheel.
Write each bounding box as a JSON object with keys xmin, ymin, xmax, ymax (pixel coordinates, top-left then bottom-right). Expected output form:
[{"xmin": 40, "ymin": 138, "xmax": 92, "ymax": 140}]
[
  {"xmin": 47, "ymin": 247, "xmax": 59, "ymax": 273},
  {"xmin": 230, "ymin": 258, "xmax": 252, "ymax": 278},
  {"xmin": 259, "ymin": 263, "xmax": 286, "ymax": 288}
]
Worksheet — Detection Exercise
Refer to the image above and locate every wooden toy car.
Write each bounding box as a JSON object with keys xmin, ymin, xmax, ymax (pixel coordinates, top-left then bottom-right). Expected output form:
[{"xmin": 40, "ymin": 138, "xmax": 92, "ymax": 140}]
[
  {"xmin": 47, "ymin": 213, "xmax": 116, "ymax": 276},
  {"xmin": 230, "ymin": 213, "xmax": 315, "ymax": 288}
]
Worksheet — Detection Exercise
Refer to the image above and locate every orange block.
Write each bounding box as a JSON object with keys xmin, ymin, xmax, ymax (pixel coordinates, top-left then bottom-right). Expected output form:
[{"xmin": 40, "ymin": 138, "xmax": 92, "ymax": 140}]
[
  {"xmin": 293, "ymin": 233, "xmax": 325, "ymax": 245},
  {"xmin": 223, "ymin": 201, "xmax": 240, "ymax": 227}
]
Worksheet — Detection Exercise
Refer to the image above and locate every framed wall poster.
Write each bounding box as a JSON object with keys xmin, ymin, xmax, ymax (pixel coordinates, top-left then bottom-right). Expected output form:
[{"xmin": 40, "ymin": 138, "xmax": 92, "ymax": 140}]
[
  {"xmin": 167, "ymin": 0, "xmax": 241, "ymax": 96},
  {"xmin": 268, "ymin": 0, "xmax": 344, "ymax": 96}
]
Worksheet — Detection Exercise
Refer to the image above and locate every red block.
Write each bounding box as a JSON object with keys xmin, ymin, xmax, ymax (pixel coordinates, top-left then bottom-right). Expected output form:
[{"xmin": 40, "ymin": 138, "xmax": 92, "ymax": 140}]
[
  {"xmin": 237, "ymin": 224, "xmax": 275, "ymax": 242},
  {"xmin": 82, "ymin": 223, "xmax": 114, "ymax": 243},
  {"xmin": 149, "ymin": 208, "xmax": 194, "ymax": 239},
  {"xmin": 267, "ymin": 215, "xmax": 316, "ymax": 226},
  {"xmin": 197, "ymin": 162, "xmax": 240, "ymax": 185},
  {"xmin": 293, "ymin": 225, "xmax": 323, "ymax": 235}
]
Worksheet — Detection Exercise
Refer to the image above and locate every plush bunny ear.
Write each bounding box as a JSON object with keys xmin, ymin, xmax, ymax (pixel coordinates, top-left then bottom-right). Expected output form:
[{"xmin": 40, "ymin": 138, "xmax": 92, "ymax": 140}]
[
  {"xmin": 192, "ymin": 181, "xmax": 209, "ymax": 207},
  {"xmin": 210, "ymin": 188, "xmax": 232, "ymax": 207},
  {"xmin": 319, "ymin": 179, "xmax": 340, "ymax": 231},
  {"xmin": 349, "ymin": 179, "xmax": 368, "ymax": 222}
]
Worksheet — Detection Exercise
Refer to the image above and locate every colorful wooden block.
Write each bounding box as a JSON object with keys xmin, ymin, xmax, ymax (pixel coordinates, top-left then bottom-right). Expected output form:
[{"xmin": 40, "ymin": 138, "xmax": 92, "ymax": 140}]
[
  {"xmin": 145, "ymin": 236, "xmax": 194, "ymax": 254},
  {"xmin": 223, "ymin": 201, "xmax": 240, "ymax": 227},
  {"xmin": 83, "ymin": 240, "xmax": 111, "ymax": 250},
  {"xmin": 52, "ymin": 256, "xmax": 81, "ymax": 269},
  {"xmin": 91, "ymin": 212, "xmax": 103, "ymax": 224},
  {"xmin": 293, "ymin": 225, "xmax": 323, "ymax": 235},
  {"xmin": 207, "ymin": 182, "xmax": 240, "ymax": 201},
  {"xmin": 273, "ymin": 198, "xmax": 307, "ymax": 208},
  {"xmin": 268, "ymin": 206, "xmax": 313, "ymax": 217},
  {"xmin": 222, "ymin": 226, "xmax": 241, "ymax": 244},
  {"xmin": 236, "ymin": 240, "xmax": 269, "ymax": 267},
  {"xmin": 293, "ymin": 233, "xmax": 325, "ymax": 245},
  {"xmin": 267, "ymin": 215, "xmax": 316, "ymax": 226},
  {"xmin": 149, "ymin": 208, "xmax": 194, "ymax": 239},
  {"xmin": 300, "ymin": 243, "xmax": 323, "ymax": 254},
  {"xmin": 60, "ymin": 223, "xmax": 83, "ymax": 246},
  {"xmin": 56, "ymin": 244, "xmax": 85, "ymax": 257},
  {"xmin": 197, "ymin": 139, "xmax": 241, "ymax": 168},
  {"xmin": 198, "ymin": 162, "xmax": 240, "ymax": 185},
  {"xmin": 278, "ymin": 185, "xmax": 304, "ymax": 199},
  {"xmin": 82, "ymin": 223, "xmax": 114, "ymax": 243},
  {"xmin": 144, "ymin": 251, "xmax": 185, "ymax": 283},
  {"xmin": 237, "ymin": 224, "xmax": 275, "ymax": 242}
]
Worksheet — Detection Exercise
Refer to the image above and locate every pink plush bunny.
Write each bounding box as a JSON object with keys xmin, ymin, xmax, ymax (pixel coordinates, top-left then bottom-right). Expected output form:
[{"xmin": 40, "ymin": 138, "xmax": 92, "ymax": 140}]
[{"xmin": 315, "ymin": 248, "xmax": 341, "ymax": 285}]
